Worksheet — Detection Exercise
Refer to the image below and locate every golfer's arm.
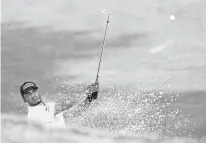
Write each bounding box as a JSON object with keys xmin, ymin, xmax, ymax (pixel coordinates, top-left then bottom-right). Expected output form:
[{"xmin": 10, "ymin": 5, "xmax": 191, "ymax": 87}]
[
  {"xmin": 54, "ymin": 93, "xmax": 90, "ymax": 115},
  {"xmin": 54, "ymin": 101, "xmax": 73, "ymax": 115}
]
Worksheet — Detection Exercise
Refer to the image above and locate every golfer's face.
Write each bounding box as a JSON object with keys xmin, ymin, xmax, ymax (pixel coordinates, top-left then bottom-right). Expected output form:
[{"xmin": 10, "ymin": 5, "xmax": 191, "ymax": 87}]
[{"xmin": 23, "ymin": 87, "xmax": 41, "ymax": 106}]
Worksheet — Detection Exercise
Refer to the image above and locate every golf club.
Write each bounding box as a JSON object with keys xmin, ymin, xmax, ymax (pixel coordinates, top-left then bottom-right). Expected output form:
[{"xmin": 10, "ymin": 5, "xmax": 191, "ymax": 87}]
[{"xmin": 95, "ymin": 8, "xmax": 110, "ymax": 83}]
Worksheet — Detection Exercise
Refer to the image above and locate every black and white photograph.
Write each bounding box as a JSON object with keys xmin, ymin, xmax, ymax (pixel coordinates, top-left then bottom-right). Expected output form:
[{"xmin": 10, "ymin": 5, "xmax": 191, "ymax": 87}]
[{"xmin": 1, "ymin": 0, "xmax": 206, "ymax": 142}]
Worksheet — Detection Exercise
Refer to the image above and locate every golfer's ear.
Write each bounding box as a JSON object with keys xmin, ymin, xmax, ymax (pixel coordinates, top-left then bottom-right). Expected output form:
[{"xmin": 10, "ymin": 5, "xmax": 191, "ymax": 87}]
[{"xmin": 22, "ymin": 96, "xmax": 26, "ymax": 102}]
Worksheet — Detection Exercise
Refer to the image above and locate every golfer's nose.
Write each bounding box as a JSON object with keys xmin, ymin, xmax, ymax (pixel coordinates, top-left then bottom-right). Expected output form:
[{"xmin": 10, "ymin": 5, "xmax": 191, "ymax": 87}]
[{"xmin": 31, "ymin": 92, "xmax": 38, "ymax": 98}]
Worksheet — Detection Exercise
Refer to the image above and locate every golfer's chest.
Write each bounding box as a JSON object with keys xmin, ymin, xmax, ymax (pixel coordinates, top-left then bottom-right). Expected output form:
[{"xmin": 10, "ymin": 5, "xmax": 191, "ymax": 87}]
[{"xmin": 27, "ymin": 105, "xmax": 55, "ymax": 123}]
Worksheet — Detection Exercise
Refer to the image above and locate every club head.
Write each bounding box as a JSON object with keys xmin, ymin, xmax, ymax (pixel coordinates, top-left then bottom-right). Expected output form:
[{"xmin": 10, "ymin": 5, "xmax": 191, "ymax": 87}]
[{"xmin": 101, "ymin": 8, "xmax": 110, "ymax": 15}]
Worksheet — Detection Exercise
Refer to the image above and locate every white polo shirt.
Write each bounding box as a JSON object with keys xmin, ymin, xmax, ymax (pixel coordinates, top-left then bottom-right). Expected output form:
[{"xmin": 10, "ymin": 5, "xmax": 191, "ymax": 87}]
[{"xmin": 27, "ymin": 102, "xmax": 66, "ymax": 129}]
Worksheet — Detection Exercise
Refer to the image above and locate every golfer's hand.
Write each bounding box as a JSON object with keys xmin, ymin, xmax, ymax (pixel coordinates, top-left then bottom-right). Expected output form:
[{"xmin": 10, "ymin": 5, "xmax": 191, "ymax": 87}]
[{"xmin": 85, "ymin": 81, "xmax": 99, "ymax": 95}]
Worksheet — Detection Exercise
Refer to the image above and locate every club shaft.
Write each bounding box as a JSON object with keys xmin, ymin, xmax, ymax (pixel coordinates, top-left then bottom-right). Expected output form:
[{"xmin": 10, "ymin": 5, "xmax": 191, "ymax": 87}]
[{"xmin": 96, "ymin": 15, "xmax": 110, "ymax": 82}]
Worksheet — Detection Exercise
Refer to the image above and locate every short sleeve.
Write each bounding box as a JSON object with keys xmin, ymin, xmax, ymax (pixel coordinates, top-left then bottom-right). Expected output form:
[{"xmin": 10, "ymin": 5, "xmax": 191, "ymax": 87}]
[{"xmin": 46, "ymin": 102, "xmax": 56, "ymax": 116}]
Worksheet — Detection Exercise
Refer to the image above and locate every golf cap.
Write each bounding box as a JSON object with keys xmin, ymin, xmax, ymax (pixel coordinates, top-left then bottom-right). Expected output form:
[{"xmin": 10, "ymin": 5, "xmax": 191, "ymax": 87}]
[{"xmin": 20, "ymin": 82, "xmax": 38, "ymax": 96}]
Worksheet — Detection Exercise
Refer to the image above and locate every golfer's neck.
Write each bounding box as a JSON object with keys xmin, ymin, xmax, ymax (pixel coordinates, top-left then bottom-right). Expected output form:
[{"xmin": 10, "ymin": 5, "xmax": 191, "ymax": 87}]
[{"xmin": 28, "ymin": 100, "xmax": 45, "ymax": 107}]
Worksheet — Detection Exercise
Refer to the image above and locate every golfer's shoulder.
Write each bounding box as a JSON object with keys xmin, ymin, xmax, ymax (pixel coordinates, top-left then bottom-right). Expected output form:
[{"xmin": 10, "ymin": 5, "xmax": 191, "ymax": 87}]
[
  {"xmin": 45, "ymin": 100, "xmax": 60, "ymax": 108},
  {"xmin": 45, "ymin": 101, "xmax": 56, "ymax": 109}
]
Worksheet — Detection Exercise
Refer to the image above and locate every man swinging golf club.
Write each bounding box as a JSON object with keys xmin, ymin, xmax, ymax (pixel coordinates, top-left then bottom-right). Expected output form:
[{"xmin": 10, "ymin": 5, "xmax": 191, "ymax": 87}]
[
  {"xmin": 20, "ymin": 81, "xmax": 99, "ymax": 128},
  {"xmin": 20, "ymin": 8, "xmax": 110, "ymax": 128}
]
